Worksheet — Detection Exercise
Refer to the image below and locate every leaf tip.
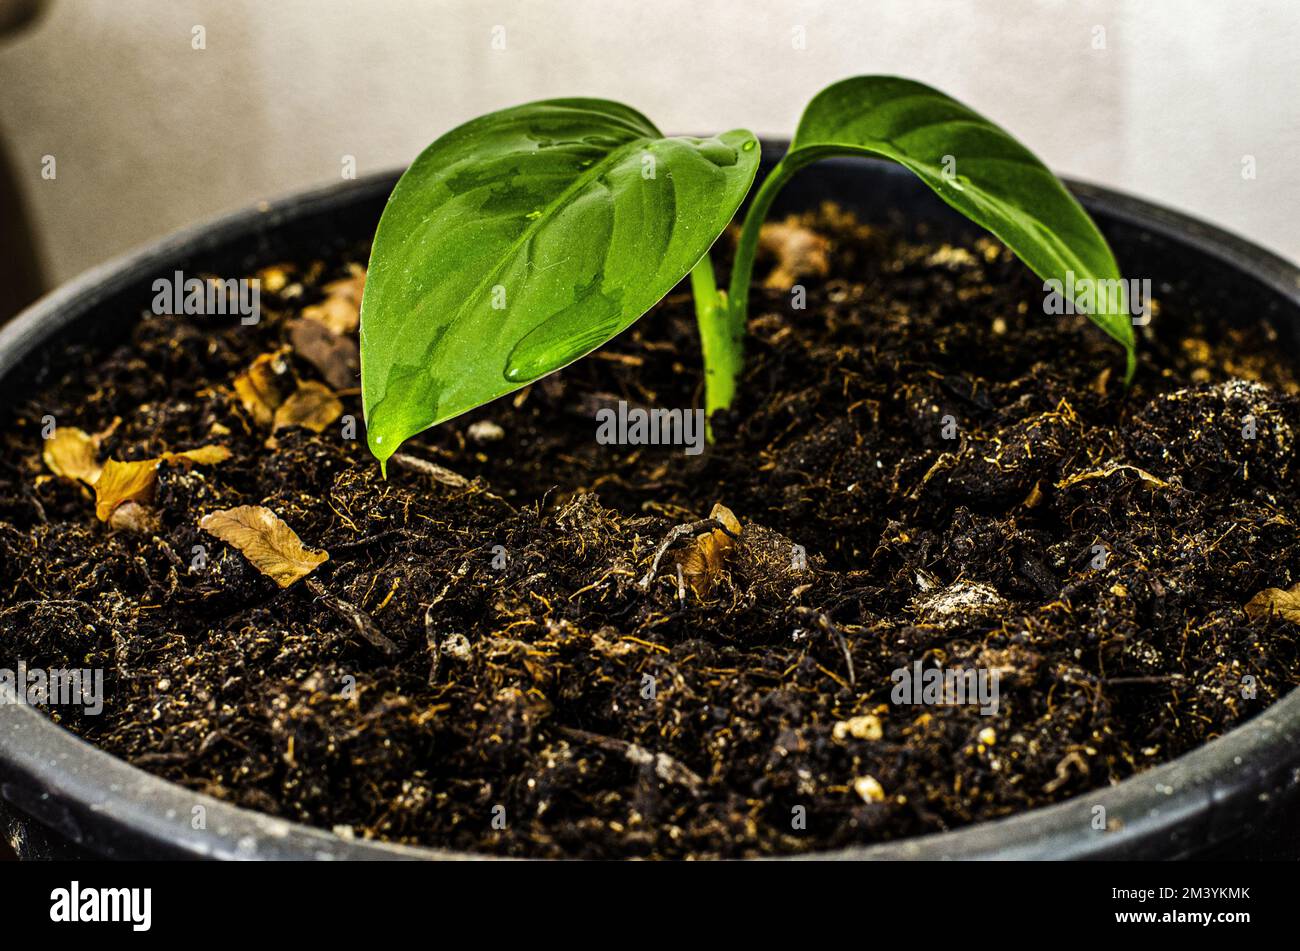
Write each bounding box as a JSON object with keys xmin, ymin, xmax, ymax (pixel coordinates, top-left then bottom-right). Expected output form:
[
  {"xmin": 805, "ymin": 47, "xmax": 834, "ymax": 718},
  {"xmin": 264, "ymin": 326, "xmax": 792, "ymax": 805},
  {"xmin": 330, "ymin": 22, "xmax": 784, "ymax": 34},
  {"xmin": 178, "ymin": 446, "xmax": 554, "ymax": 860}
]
[{"xmin": 367, "ymin": 426, "xmax": 397, "ymax": 476}]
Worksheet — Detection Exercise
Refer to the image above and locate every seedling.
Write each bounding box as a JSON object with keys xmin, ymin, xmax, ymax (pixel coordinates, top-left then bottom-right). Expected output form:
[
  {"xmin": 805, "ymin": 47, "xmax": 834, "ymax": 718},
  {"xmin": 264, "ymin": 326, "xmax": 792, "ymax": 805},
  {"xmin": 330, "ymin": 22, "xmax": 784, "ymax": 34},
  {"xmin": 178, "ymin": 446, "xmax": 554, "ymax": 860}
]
[{"xmin": 360, "ymin": 76, "xmax": 1134, "ymax": 469}]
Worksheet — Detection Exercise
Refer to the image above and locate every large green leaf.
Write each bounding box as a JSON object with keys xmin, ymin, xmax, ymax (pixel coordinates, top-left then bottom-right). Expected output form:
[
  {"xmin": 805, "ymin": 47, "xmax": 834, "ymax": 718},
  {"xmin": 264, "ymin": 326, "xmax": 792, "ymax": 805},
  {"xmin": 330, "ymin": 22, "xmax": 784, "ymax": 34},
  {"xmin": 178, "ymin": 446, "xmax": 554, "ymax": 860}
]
[
  {"xmin": 790, "ymin": 76, "xmax": 1134, "ymax": 377},
  {"xmin": 360, "ymin": 99, "xmax": 759, "ymax": 468}
]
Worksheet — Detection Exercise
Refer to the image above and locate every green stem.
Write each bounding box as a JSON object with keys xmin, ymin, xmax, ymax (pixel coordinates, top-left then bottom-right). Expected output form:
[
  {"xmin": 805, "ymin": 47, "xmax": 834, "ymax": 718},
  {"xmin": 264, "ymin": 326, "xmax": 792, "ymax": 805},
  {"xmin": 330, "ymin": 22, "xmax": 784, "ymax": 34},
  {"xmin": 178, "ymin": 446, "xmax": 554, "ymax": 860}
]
[
  {"xmin": 690, "ymin": 254, "xmax": 735, "ymax": 429},
  {"xmin": 727, "ymin": 153, "xmax": 813, "ymax": 343},
  {"xmin": 695, "ymin": 148, "xmax": 832, "ymax": 429}
]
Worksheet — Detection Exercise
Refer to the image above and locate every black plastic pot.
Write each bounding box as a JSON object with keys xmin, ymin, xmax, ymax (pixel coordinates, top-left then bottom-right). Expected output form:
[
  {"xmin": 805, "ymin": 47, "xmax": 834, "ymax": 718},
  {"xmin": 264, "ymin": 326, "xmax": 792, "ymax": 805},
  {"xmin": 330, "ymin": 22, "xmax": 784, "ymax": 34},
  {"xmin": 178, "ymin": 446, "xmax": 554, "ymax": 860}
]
[{"xmin": 2, "ymin": 145, "xmax": 1299, "ymax": 860}]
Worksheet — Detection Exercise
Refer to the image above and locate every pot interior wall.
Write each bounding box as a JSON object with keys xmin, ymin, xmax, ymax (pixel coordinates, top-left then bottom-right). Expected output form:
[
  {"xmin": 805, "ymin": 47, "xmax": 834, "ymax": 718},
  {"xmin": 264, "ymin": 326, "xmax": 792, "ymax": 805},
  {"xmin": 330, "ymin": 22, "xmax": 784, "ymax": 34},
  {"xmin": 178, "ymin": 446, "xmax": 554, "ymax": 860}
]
[{"xmin": 6, "ymin": 148, "xmax": 1298, "ymax": 407}]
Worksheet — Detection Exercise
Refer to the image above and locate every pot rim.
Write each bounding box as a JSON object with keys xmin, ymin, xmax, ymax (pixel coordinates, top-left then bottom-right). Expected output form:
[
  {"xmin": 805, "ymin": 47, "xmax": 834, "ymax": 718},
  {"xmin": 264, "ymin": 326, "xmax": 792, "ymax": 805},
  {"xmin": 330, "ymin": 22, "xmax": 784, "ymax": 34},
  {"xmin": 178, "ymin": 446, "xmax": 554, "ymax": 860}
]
[{"xmin": 2, "ymin": 149, "xmax": 1298, "ymax": 860}]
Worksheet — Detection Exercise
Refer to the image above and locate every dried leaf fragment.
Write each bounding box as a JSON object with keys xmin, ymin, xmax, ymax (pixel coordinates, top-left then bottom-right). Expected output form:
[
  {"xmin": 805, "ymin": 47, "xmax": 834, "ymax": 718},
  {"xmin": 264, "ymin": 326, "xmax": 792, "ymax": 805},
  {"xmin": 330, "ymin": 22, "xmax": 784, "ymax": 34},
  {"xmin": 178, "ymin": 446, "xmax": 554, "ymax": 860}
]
[
  {"xmin": 678, "ymin": 503, "xmax": 742, "ymax": 598},
  {"xmin": 1245, "ymin": 583, "xmax": 1300, "ymax": 624},
  {"xmin": 233, "ymin": 348, "xmax": 293, "ymax": 426},
  {"xmin": 324, "ymin": 264, "xmax": 366, "ymax": 306},
  {"xmin": 301, "ymin": 264, "xmax": 365, "ymax": 335},
  {"xmin": 287, "ymin": 317, "xmax": 359, "ymax": 390},
  {"xmin": 169, "ymin": 445, "xmax": 232, "ymax": 466},
  {"xmin": 42, "ymin": 418, "xmax": 120, "ymax": 485},
  {"xmin": 94, "ymin": 458, "xmax": 159, "ymax": 521},
  {"xmin": 43, "ymin": 427, "xmax": 102, "ymax": 484},
  {"xmin": 273, "ymin": 381, "xmax": 343, "ymax": 433},
  {"xmin": 758, "ymin": 218, "xmax": 830, "ymax": 290},
  {"xmin": 199, "ymin": 505, "xmax": 328, "ymax": 588},
  {"xmin": 93, "ymin": 445, "xmax": 231, "ymax": 522}
]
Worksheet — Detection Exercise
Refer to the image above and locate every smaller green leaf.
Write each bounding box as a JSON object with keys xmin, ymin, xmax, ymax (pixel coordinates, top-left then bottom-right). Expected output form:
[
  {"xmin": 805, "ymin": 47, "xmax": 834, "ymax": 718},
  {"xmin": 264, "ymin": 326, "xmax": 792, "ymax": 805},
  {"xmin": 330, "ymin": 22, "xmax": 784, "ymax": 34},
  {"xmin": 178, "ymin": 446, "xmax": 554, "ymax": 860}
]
[
  {"xmin": 360, "ymin": 99, "xmax": 759, "ymax": 467},
  {"xmin": 791, "ymin": 76, "xmax": 1135, "ymax": 378}
]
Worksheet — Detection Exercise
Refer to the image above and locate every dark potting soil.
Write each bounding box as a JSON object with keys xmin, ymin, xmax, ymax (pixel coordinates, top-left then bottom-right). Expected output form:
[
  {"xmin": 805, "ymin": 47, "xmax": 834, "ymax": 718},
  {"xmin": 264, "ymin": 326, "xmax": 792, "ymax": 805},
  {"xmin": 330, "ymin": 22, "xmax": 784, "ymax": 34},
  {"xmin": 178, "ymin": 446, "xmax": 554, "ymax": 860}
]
[{"xmin": 2, "ymin": 204, "xmax": 1299, "ymax": 859}]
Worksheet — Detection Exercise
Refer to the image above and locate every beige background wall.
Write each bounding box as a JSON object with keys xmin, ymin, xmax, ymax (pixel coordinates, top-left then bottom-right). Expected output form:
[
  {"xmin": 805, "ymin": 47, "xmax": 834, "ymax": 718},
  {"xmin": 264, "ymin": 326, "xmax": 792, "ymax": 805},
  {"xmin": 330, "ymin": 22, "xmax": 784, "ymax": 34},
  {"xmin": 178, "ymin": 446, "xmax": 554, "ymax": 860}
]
[{"xmin": 1, "ymin": 0, "xmax": 1296, "ymax": 287}]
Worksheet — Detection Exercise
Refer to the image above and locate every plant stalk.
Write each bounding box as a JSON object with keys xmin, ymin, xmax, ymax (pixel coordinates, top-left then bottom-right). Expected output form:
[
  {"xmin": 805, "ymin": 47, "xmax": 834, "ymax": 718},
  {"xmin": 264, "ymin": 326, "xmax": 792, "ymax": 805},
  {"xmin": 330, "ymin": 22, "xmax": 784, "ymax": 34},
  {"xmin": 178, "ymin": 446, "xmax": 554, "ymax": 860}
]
[
  {"xmin": 690, "ymin": 254, "xmax": 735, "ymax": 431},
  {"xmin": 726, "ymin": 154, "xmax": 807, "ymax": 344},
  {"xmin": 695, "ymin": 149, "xmax": 831, "ymax": 429}
]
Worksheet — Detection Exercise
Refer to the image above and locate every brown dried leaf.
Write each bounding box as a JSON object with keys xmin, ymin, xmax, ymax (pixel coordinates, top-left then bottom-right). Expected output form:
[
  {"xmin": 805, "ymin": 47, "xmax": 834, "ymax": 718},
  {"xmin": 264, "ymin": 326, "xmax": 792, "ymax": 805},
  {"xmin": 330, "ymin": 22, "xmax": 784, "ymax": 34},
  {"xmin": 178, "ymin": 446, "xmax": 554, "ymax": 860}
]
[
  {"xmin": 1245, "ymin": 583, "xmax": 1300, "ymax": 624},
  {"xmin": 301, "ymin": 296, "xmax": 359, "ymax": 336},
  {"xmin": 43, "ymin": 427, "xmax": 102, "ymax": 484},
  {"xmin": 93, "ymin": 445, "xmax": 230, "ymax": 522},
  {"xmin": 273, "ymin": 381, "xmax": 343, "ymax": 434},
  {"xmin": 233, "ymin": 348, "xmax": 292, "ymax": 427},
  {"xmin": 168, "ymin": 445, "xmax": 232, "ymax": 466},
  {"xmin": 325, "ymin": 263, "xmax": 366, "ymax": 304},
  {"xmin": 287, "ymin": 317, "xmax": 359, "ymax": 390},
  {"xmin": 42, "ymin": 418, "xmax": 121, "ymax": 485},
  {"xmin": 199, "ymin": 505, "xmax": 328, "ymax": 588},
  {"xmin": 679, "ymin": 503, "xmax": 742, "ymax": 598},
  {"xmin": 301, "ymin": 264, "xmax": 365, "ymax": 335},
  {"xmin": 758, "ymin": 218, "xmax": 830, "ymax": 290},
  {"xmin": 94, "ymin": 458, "xmax": 159, "ymax": 521}
]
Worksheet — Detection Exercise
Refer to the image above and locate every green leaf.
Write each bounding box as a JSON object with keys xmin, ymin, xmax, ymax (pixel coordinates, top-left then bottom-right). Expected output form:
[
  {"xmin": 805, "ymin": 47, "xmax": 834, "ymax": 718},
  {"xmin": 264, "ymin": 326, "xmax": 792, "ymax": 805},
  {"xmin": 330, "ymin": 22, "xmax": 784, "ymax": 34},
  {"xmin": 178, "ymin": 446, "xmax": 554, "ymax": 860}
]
[
  {"xmin": 790, "ymin": 76, "xmax": 1135, "ymax": 378},
  {"xmin": 360, "ymin": 99, "xmax": 759, "ymax": 467}
]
